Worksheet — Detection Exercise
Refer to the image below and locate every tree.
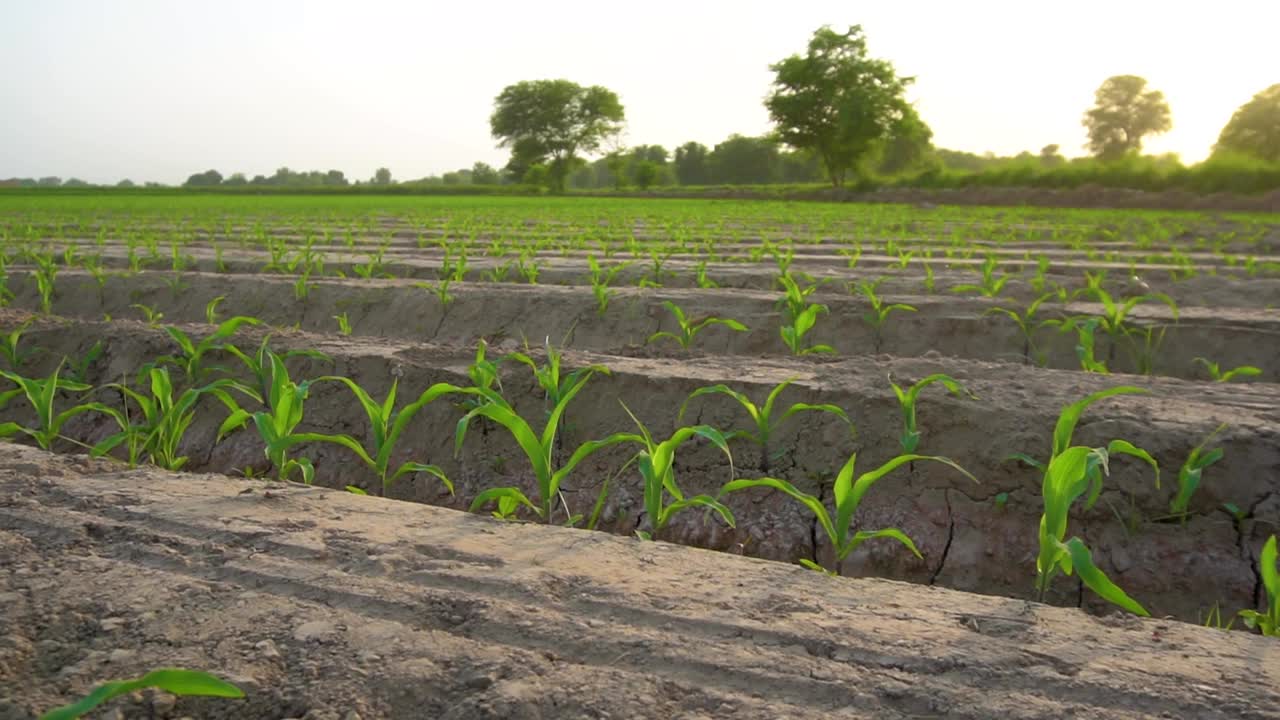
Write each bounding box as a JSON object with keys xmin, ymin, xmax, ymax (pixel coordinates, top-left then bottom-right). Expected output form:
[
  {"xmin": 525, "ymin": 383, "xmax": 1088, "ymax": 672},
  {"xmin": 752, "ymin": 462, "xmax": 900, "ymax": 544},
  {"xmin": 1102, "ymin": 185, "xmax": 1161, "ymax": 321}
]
[
  {"xmin": 1082, "ymin": 75, "xmax": 1172, "ymax": 161},
  {"xmin": 37, "ymin": 177, "xmax": 62, "ymax": 187},
  {"xmin": 674, "ymin": 142, "xmax": 711, "ymax": 185},
  {"xmin": 471, "ymin": 162, "xmax": 501, "ymax": 184},
  {"xmin": 115, "ymin": 179, "xmax": 136, "ymax": 188},
  {"xmin": 872, "ymin": 106, "xmax": 935, "ymax": 176},
  {"xmin": 223, "ymin": 173, "xmax": 247, "ymax": 186},
  {"xmin": 490, "ymin": 79, "xmax": 625, "ymax": 193},
  {"xmin": 1039, "ymin": 144, "xmax": 1065, "ymax": 167},
  {"xmin": 183, "ymin": 169, "xmax": 223, "ymax": 187},
  {"xmin": 324, "ymin": 170, "xmax": 348, "ymax": 186},
  {"xmin": 1213, "ymin": 84, "xmax": 1280, "ymax": 163},
  {"xmin": 765, "ymin": 25, "xmax": 917, "ymax": 187},
  {"xmin": 372, "ymin": 167, "xmax": 392, "ymax": 185},
  {"xmin": 708, "ymin": 135, "xmax": 781, "ymax": 185}
]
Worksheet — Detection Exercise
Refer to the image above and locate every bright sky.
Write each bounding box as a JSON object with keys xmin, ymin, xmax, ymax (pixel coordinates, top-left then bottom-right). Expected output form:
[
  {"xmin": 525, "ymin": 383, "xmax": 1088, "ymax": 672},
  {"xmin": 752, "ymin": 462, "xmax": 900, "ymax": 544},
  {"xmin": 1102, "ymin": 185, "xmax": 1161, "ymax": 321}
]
[{"xmin": 2, "ymin": 1, "xmax": 1276, "ymax": 184}]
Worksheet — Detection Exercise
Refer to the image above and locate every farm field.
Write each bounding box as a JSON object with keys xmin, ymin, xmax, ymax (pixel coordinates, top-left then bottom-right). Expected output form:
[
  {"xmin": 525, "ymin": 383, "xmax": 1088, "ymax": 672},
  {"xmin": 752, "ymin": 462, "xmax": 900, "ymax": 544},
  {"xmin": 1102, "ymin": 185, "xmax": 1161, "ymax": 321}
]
[{"xmin": 1, "ymin": 193, "xmax": 1279, "ymax": 715}]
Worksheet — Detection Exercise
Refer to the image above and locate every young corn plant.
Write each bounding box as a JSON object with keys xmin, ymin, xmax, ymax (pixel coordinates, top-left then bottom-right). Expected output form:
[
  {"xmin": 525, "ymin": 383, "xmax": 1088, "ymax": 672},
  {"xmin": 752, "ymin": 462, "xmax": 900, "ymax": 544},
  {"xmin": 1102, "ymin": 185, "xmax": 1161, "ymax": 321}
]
[
  {"xmin": 952, "ymin": 254, "xmax": 1013, "ymax": 297},
  {"xmin": 39, "ymin": 668, "xmax": 243, "ymax": 720},
  {"xmin": 618, "ymin": 403, "xmax": 737, "ymax": 540},
  {"xmin": 33, "ymin": 254, "xmax": 58, "ymax": 314},
  {"xmin": 984, "ymin": 292, "xmax": 1060, "ymax": 366},
  {"xmin": 218, "ymin": 352, "xmax": 318, "ymax": 483},
  {"xmin": 1026, "ymin": 386, "xmax": 1160, "ymax": 615},
  {"xmin": 92, "ymin": 367, "xmax": 256, "ymax": 470},
  {"xmin": 1194, "ymin": 358, "xmax": 1262, "ymax": 383},
  {"xmin": 678, "ymin": 378, "xmax": 852, "ymax": 472},
  {"xmin": 155, "ymin": 316, "xmax": 260, "ymax": 382},
  {"xmin": 1167, "ymin": 424, "xmax": 1226, "ymax": 525},
  {"xmin": 334, "ymin": 312, "xmax": 353, "ymax": 336},
  {"xmin": 63, "ymin": 341, "xmax": 104, "ymax": 385},
  {"xmin": 0, "ymin": 320, "xmax": 42, "ymax": 370},
  {"xmin": 858, "ymin": 280, "xmax": 916, "ymax": 353},
  {"xmin": 647, "ymin": 300, "xmax": 747, "ymax": 351},
  {"xmin": 1238, "ymin": 535, "xmax": 1278, "ymax": 636},
  {"xmin": 890, "ymin": 373, "xmax": 975, "ymax": 454},
  {"xmin": 587, "ymin": 255, "xmax": 631, "ymax": 316},
  {"xmin": 506, "ymin": 337, "xmax": 608, "ymax": 417},
  {"xmin": 225, "ymin": 335, "xmax": 331, "ymax": 405},
  {"xmin": 1074, "ymin": 287, "xmax": 1179, "ymax": 374},
  {"xmin": 780, "ymin": 304, "xmax": 835, "ymax": 356},
  {"xmin": 460, "ymin": 375, "xmax": 635, "ymax": 524},
  {"xmin": 722, "ymin": 452, "xmax": 974, "ymax": 574},
  {"xmin": 0, "ymin": 361, "xmax": 113, "ymax": 451},
  {"xmin": 282, "ymin": 376, "xmax": 474, "ymax": 496}
]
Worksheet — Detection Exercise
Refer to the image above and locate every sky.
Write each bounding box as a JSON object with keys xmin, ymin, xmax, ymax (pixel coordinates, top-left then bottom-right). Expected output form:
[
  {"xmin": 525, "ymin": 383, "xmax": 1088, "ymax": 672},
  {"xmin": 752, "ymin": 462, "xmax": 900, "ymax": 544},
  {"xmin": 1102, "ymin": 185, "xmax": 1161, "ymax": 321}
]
[{"xmin": 2, "ymin": 1, "xmax": 1277, "ymax": 184}]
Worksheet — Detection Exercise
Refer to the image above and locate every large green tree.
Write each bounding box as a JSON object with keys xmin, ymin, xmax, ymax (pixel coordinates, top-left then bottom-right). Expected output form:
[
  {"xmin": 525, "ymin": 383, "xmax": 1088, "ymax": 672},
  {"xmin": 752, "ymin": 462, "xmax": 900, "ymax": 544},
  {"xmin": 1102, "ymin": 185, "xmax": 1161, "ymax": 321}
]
[
  {"xmin": 490, "ymin": 79, "xmax": 624, "ymax": 192},
  {"xmin": 1082, "ymin": 75, "xmax": 1172, "ymax": 161},
  {"xmin": 1213, "ymin": 84, "xmax": 1280, "ymax": 163},
  {"xmin": 765, "ymin": 25, "xmax": 917, "ymax": 187},
  {"xmin": 673, "ymin": 142, "xmax": 711, "ymax": 185}
]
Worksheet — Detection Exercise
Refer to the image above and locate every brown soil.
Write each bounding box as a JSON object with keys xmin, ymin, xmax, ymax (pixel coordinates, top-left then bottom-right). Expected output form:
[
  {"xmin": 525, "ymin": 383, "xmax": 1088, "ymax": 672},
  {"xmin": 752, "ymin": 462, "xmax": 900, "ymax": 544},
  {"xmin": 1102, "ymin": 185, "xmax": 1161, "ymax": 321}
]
[{"xmin": 2, "ymin": 444, "xmax": 1278, "ymax": 720}]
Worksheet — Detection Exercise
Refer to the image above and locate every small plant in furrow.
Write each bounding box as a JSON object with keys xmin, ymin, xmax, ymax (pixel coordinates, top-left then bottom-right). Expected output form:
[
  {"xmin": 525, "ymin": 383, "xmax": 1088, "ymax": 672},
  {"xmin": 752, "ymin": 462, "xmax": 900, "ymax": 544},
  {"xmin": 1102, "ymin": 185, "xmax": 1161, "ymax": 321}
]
[
  {"xmin": 857, "ymin": 279, "xmax": 915, "ymax": 353},
  {"xmin": 0, "ymin": 320, "xmax": 42, "ymax": 370},
  {"xmin": 587, "ymin": 254, "xmax": 631, "ymax": 315},
  {"xmin": 93, "ymin": 367, "xmax": 256, "ymax": 470},
  {"xmin": 460, "ymin": 370, "xmax": 634, "ymax": 525},
  {"xmin": 0, "ymin": 361, "xmax": 114, "ymax": 451},
  {"xmin": 413, "ymin": 279, "xmax": 455, "ymax": 309},
  {"xmin": 334, "ymin": 312, "xmax": 353, "ymax": 336},
  {"xmin": 1166, "ymin": 424, "xmax": 1226, "ymax": 525},
  {"xmin": 617, "ymin": 402, "xmax": 737, "ymax": 540},
  {"xmin": 889, "ymin": 373, "xmax": 975, "ymax": 454},
  {"xmin": 952, "ymin": 254, "xmax": 1013, "ymax": 298},
  {"xmin": 1194, "ymin": 358, "xmax": 1262, "ymax": 383},
  {"xmin": 722, "ymin": 451, "xmax": 975, "ymax": 575},
  {"xmin": 39, "ymin": 668, "xmax": 243, "ymax": 720},
  {"xmin": 153, "ymin": 316, "xmax": 261, "ymax": 382},
  {"xmin": 984, "ymin": 292, "xmax": 1060, "ymax": 366},
  {"xmin": 1023, "ymin": 387, "xmax": 1160, "ymax": 615},
  {"xmin": 1238, "ymin": 535, "xmax": 1278, "ymax": 636},
  {"xmin": 285, "ymin": 375, "xmax": 474, "ymax": 496},
  {"xmin": 647, "ymin": 300, "xmax": 747, "ymax": 351},
  {"xmin": 679, "ymin": 378, "xmax": 852, "ymax": 472},
  {"xmin": 217, "ymin": 351, "xmax": 319, "ymax": 483}
]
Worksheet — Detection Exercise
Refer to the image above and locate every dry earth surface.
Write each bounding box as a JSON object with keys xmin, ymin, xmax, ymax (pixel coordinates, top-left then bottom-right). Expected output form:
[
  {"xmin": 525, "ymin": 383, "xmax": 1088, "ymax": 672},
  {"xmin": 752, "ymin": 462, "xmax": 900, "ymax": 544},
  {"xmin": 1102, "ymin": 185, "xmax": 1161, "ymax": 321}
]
[{"xmin": 2, "ymin": 444, "xmax": 1279, "ymax": 720}]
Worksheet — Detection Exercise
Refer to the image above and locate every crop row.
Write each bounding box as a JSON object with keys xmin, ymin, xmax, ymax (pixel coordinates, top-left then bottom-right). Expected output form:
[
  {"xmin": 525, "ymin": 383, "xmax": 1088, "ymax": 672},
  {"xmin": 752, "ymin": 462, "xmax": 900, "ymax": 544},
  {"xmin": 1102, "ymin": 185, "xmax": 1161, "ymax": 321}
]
[{"xmin": 0, "ymin": 311, "xmax": 1276, "ymax": 635}]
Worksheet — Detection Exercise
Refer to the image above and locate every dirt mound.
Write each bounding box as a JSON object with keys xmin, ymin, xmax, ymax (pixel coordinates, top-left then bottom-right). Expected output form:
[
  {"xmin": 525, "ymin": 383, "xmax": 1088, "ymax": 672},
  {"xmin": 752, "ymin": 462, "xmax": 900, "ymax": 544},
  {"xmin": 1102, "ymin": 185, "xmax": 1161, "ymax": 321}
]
[{"xmin": 1, "ymin": 445, "xmax": 1278, "ymax": 719}]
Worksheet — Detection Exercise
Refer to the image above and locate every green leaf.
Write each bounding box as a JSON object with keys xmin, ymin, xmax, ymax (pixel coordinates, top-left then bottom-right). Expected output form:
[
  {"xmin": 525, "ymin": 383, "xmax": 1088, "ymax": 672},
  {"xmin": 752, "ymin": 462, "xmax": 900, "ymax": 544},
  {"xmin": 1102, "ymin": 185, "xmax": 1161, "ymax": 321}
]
[
  {"xmin": 40, "ymin": 668, "xmax": 243, "ymax": 720},
  {"xmin": 470, "ymin": 487, "xmax": 539, "ymax": 516},
  {"xmin": 1062, "ymin": 537, "xmax": 1149, "ymax": 617}
]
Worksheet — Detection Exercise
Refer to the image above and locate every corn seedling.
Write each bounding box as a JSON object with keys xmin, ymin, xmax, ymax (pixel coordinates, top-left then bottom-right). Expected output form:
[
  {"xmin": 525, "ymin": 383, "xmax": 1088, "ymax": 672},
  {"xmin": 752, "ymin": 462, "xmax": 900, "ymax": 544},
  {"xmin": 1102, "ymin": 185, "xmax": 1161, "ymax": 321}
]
[
  {"xmin": 218, "ymin": 352, "xmax": 317, "ymax": 483},
  {"xmin": 334, "ymin": 312, "xmax": 352, "ymax": 335},
  {"xmin": 890, "ymin": 373, "xmax": 974, "ymax": 454},
  {"xmin": 33, "ymin": 254, "xmax": 58, "ymax": 314},
  {"xmin": 289, "ymin": 376, "xmax": 474, "ymax": 496},
  {"xmin": 1167, "ymin": 424, "xmax": 1226, "ymax": 524},
  {"xmin": 858, "ymin": 280, "xmax": 915, "ymax": 353},
  {"xmin": 647, "ymin": 300, "xmax": 747, "ymax": 351},
  {"xmin": 780, "ymin": 304, "xmax": 835, "ymax": 356},
  {"xmin": 0, "ymin": 320, "xmax": 42, "ymax": 370},
  {"xmin": 39, "ymin": 668, "xmax": 243, "ymax": 720},
  {"xmin": 1237, "ymin": 535, "xmax": 1278, "ymax": 636},
  {"xmin": 62, "ymin": 341, "xmax": 103, "ymax": 385},
  {"xmin": 414, "ymin": 279, "xmax": 455, "ymax": 309},
  {"xmin": 1028, "ymin": 386, "xmax": 1159, "ymax": 615},
  {"xmin": 0, "ymin": 361, "xmax": 113, "ymax": 451},
  {"xmin": 225, "ymin": 335, "xmax": 331, "ymax": 405},
  {"xmin": 460, "ymin": 374, "xmax": 635, "ymax": 524},
  {"xmin": 131, "ymin": 303, "xmax": 164, "ymax": 327},
  {"xmin": 1194, "ymin": 358, "xmax": 1261, "ymax": 383},
  {"xmin": 93, "ymin": 367, "xmax": 256, "ymax": 470},
  {"xmin": 953, "ymin": 254, "xmax": 1012, "ymax": 297},
  {"xmin": 679, "ymin": 378, "xmax": 851, "ymax": 472},
  {"xmin": 984, "ymin": 292, "xmax": 1059, "ymax": 366},
  {"xmin": 722, "ymin": 452, "xmax": 974, "ymax": 574},
  {"xmin": 1070, "ymin": 318, "xmax": 1109, "ymax": 374},
  {"xmin": 205, "ymin": 296, "xmax": 226, "ymax": 324},
  {"xmin": 155, "ymin": 316, "xmax": 260, "ymax": 382}
]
